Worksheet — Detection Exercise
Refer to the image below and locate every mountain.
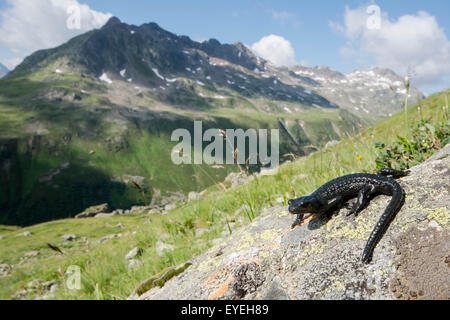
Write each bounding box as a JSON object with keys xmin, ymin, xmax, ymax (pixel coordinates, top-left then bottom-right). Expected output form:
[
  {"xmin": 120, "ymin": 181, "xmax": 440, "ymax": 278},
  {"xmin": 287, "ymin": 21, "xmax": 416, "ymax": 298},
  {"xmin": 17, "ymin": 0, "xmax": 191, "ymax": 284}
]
[
  {"xmin": 0, "ymin": 17, "xmax": 424, "ymax": 226},
  {"xmin": 0, "ymin": 63, "xmax": 9, "ymax": 78},
  {"xmin": 289, "ymin": 66, "xmax": 424, "ymax": 117},
  {"xmin": 11, "ymin": 17, "xmax": 423, "ymax": 117}
]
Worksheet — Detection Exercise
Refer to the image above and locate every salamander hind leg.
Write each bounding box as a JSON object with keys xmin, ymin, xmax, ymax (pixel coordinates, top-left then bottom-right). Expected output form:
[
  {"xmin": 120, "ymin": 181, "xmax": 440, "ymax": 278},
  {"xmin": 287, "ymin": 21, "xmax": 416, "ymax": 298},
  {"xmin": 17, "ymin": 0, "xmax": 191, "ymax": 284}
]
[{"xmin": 347, "ymin": 185, "xmax": 375, "ymax": 217}]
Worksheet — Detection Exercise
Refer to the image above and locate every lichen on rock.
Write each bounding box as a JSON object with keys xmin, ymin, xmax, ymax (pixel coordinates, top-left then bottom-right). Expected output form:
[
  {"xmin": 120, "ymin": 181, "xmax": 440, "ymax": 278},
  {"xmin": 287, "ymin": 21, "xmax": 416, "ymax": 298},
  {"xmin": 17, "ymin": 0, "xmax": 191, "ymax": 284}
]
[{"xmin": 137, "ymin": 144, "xmax": 450, "ymax": 300}]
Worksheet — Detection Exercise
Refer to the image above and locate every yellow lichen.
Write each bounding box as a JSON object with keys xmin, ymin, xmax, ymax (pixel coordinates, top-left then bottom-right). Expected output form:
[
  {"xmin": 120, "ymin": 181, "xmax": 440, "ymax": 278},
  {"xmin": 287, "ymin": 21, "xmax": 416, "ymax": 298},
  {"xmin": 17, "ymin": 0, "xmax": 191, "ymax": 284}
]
[
  {"xmin": 277, "ymin": 210, "xmax": 290, "ymax": 217},
  {"xmin": 425, "ymin": 207, "xmax": 449, "ymax": 227},
  {"xmin": 297, "ymin": 257, "xmax": 308, "ymax": 266},
  {"xmin": 260, "ymin": 250, "xmax": 272, "ymax": 259},
  {"xmin": 260, "ymin": 229, "xmax": 282, "ymax": 242},
  {"xmin": 400, "ymin": 220, "xmax": 416, "ymax": 231},
  {"xmin": 197, "ymin": 255, "xmax": 222, "ymax": 272},
  {"xmin": 325, "ymin": 215, "xmax": 372, "ymax": 240},
  {"xmin": 302, "ymin": 239, "xmax": 326, "ymax": 256},
  {"xmin": 234, "ymin": 233, "xmax": 256, "ymax": 251},
  {"xmin": 321, "ymin": 275, "xmax": 346, "ymax": 296}
]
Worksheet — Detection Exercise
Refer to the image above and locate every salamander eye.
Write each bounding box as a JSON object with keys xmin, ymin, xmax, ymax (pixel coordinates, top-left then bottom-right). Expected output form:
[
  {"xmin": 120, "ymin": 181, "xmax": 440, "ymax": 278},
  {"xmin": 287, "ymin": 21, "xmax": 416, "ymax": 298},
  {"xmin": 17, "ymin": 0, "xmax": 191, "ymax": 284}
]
[{"xmin": 288, "ymin": 199, "xmax": 293, "ymax": 206}]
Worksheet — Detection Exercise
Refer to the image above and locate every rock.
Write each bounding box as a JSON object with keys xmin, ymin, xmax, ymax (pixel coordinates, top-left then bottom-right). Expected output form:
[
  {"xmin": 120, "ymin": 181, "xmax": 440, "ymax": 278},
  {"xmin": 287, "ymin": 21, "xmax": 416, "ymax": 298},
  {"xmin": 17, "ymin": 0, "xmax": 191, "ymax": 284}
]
[
  {"xmin": 121, "ymin": 175, "xmax": 146, "ymax": 186},
  {"xmin": 125, "ymin": 247, "xmax": 143, "ymax": 260},
  {"xmin": 164, "ymin": 203, "xmax": 176, "ymax": 211},
  {"xmin": 150, "ymin": 190, "xmax": 186, "ymax": 208},
  {"xmin": 225, "ymin": 172, "xmax": 255, "ymax": 188},
  {"xmin": 0, "ymin": 264, "xmax": 11, "ymax": 277},
  {"xmin": 131, "ymin": 261, "xmax": 193, "ymax": 298},
  {"xmin": 24, "ymin": 250, "xmax": 40, "ymax": 257},
  {"xmin": 148, "ymin": 208, "xmax": 160, "ymax": 215},
  {"xmin": 27, "ymin": 279, "xmax": 40, "ymax": 289},
  {"xmin": 11, "ymin": 289, "xmax": 28, "ymax": 300},
  {"xmin": 231, "ymin": 262, "xmax": 265, "ymax": 298},
  {"xmin": 211, "ymin": 238, "xmax": 224, "ymax": 246},
  {"xmin": 195, "ymin": 228, "xmax": 208, "ymax": 237},
  {"xmin": 50, "ymin": 284, "xmax": 58, "ymax": 294},
  {"xmin": 94, "ymin": 212, "xmax": 118, "ymax": 218},
  {"xmin": 19, "ymin": 231, "xmax": 32, "ymax": 237},
  {"xmin": 155, "ymin": 241, "xmax": 175, "ymax": 256},
  {"xmin": 275, "ymin": 197, "xmax": 284, "ymax": 204},
  {"xmin": 95, "ymin": 233, "xmax": 122, "ymax": 244},
  {"xmin": 116, "ymin": 223, "xmax": 125, "ymax": 229},
  {"xmin": 258, "ymin": 167, "xmax": 279, "ymax": 176},
  {"xmin": 0, "ymin": 235, "xmax": 4, "ymax": 240},
  {"xmin": 234, "ymin": 204, "xmax": 250, "ymax": 216},
  {"xmin": 41, "ymin": 280, "xmax": 56, "ymax": 291},
  {"xmin": 75, "ymin": 203, "xmax": 110, "ymax": 218},
  {"xmin": 61, "ymin": 234, "xmax": 77, "ymax": 241},
  {"xmin": 325, "ymin": 140, "xmax": 339, "ymax": 149},
  {"xmin": 188, "ymin": 191, "xmax": 201, "ymax": 201},
  {"xmin": 34, "ymin": 281, "xmax": 58, "ymax": 300},
  {"xmin": 40, "ymin": 288, "xmax": 58, "ymax": 300},
  {"xmin": 138, "ymin": 144, "xmax": 450, "ymax": 300},
  {"xmin": 127, "ymin": 259, "xmax": 142, "ymax": 270}
]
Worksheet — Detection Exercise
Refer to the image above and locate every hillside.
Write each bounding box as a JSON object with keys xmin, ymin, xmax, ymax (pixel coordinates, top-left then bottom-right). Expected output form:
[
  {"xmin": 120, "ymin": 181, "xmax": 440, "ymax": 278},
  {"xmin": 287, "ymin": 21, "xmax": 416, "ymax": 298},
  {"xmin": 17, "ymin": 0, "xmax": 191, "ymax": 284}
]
[
  {"xmin": 0, "ymin": 89, "xmax": 447, "ymax": 300},
  {"xmin": 0, "ymin": 16, "xmax": 424, "ymax": 226}
]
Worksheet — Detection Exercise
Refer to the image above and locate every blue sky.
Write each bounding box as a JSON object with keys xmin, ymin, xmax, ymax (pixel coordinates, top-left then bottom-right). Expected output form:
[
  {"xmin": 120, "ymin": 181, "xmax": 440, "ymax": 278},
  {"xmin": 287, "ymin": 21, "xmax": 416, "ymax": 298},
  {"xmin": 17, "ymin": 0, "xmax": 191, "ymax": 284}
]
[
  {"xmin": 0, "ymin": 0, "xmax": 449, "ymax": 94},
  {"xmin": 82, "ymin": 0, "xmax": 450, "ymax": 70}
]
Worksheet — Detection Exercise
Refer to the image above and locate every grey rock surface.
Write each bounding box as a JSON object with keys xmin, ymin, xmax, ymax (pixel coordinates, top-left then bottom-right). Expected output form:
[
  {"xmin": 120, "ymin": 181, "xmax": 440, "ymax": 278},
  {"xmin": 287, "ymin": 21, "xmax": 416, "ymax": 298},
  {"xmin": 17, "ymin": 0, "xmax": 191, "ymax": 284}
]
[
  {"xmin": 61, "ymin": 234, "xmax": 77, "ymax": 241},
  {"xmin": 24, "ymin": 250, "xmax": 40, "ymax": 258},
  {"xmin": 140, "ymin": 144, "xmax": 449, "ymax": 300},
  {"xmin": 0, "ymin": 264, "xmax": 11, "ymax": 277},
  {"xmin": 125, "ymin": 247, "xmax": 144, "ymax": 260},
  {"xmin": 75, "ymin": 203, "xmax": 110, "ymax": 218}
]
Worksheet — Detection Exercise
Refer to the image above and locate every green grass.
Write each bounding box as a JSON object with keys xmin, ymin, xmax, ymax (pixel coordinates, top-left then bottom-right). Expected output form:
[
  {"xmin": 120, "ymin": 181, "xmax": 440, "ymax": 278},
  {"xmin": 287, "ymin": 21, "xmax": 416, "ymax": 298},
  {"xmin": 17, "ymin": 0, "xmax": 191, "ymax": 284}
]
[{"xmin": 0, "ymin": 89, "xmax": 447, "ymax": 300}]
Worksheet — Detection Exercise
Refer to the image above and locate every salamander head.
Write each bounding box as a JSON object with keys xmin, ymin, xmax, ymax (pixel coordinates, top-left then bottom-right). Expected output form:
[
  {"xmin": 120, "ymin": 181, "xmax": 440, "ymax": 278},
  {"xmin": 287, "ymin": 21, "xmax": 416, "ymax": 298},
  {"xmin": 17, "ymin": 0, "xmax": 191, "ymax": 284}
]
[{"xmin": 287, "ymin": 195, "xmax": 319, "ymax": 221}]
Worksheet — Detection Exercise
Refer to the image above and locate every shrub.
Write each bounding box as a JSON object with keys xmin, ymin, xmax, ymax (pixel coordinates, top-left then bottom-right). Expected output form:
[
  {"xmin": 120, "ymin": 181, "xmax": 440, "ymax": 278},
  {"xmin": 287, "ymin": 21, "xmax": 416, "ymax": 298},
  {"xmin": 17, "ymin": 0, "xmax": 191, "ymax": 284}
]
[{"xmin": 374, "ymin": 119, "xmax": 450, "ymax": 170}]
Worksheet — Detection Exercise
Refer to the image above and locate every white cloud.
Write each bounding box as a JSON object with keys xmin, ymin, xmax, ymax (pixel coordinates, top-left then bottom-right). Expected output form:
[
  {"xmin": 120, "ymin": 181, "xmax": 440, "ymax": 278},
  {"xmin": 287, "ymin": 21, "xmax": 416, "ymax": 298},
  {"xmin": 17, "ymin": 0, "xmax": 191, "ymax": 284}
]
[
  {"xmin": 0, "ymin": 0, "xmax": 112, "ymax": 69},
  {"xmin": 330, "ymin": 5, "xmax": 450, "ymax": 92},
  {"xmin": 251, "ymin": 34, "xmax": 297, "ymax": 67},
  {"xmin": 271, "ymin": 10, "xmax": 301, "ymax": 29}
]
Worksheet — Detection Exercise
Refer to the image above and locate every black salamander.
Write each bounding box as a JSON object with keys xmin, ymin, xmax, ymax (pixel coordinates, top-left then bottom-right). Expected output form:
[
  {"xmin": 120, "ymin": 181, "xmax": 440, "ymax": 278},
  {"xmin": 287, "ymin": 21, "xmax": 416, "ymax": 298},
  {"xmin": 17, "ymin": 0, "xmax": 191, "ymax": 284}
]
[{"xmin": 288, "ymin": 168, "xmax": 409, "ymax": 263}]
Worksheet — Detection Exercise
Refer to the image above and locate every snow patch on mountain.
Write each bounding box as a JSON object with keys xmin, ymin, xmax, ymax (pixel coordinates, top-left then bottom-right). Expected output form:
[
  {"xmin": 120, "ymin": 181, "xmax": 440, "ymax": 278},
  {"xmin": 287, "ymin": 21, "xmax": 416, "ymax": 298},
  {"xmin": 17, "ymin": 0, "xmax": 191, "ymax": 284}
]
[{"xmin": 99, "ymin": 73, "xmax": 112, "ymax": 84}]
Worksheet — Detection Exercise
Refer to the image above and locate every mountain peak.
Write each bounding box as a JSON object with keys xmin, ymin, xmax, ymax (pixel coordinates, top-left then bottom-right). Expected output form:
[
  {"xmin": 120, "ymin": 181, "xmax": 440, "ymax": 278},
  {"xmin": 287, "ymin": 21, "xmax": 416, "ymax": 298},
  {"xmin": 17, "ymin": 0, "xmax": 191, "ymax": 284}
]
[{"xmin": 102, "ymin": 16, "xmax": 122, "ymax": 28}]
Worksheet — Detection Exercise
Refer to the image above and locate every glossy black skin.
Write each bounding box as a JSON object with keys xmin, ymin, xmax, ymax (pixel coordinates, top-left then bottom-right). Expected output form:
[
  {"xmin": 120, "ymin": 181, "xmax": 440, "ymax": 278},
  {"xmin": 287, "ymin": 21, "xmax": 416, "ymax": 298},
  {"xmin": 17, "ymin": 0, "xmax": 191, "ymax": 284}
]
[{"xmin": 288, "ymin": 168, "xmax": 409, "ymax": 263}]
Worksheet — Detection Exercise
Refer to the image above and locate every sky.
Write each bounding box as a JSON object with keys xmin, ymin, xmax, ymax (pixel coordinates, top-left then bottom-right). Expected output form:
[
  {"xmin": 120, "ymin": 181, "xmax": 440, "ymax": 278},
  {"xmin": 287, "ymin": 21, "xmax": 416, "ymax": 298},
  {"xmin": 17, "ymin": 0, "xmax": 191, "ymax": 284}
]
[{"xmin": 0, "ymin": 0, "xmax": 449, "ymax": 94}]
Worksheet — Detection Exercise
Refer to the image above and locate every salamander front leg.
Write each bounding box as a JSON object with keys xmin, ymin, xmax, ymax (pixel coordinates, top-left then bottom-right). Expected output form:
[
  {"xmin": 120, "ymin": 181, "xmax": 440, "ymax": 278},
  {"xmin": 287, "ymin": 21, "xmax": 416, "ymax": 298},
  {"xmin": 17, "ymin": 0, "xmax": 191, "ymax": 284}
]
[{"xmin": 291, "ymin": 215, "xmax": 303, "ymax": 229}]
